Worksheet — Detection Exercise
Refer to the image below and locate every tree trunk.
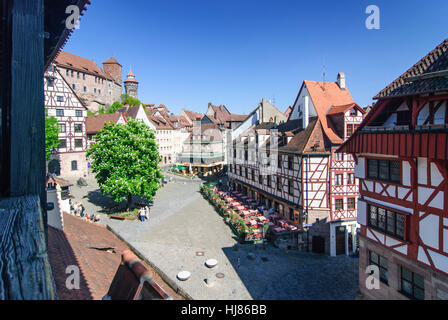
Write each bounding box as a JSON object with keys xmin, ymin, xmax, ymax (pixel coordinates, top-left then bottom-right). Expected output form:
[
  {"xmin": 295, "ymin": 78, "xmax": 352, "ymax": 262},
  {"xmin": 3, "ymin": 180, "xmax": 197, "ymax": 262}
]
[{"xmin": 126, "ymin": 195, "xmax": 133, "ymax": 212}]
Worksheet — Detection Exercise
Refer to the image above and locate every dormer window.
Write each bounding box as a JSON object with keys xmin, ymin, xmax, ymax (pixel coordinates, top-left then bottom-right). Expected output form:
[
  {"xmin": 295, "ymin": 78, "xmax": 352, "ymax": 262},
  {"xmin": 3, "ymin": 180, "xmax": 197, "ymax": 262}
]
[{"xmin": 350, "ymin": 109, "xmax": 357, "ymax": 116}]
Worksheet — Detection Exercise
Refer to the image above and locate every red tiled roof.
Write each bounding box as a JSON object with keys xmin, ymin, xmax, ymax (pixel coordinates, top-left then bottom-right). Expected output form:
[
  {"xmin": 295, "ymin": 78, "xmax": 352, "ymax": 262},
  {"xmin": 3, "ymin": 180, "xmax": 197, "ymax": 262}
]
[
  {"xmin": 55, "ymin": 50, "xmax": 113, "ymax": 81},
  {"xmin": 103, "ymin": 57, "xmax": 121, "ymax": 66},
  {"xmin": 375, "ymin": 38, "xmax": 448, "ymax": 99},
  {"xmin": 183, "ymin": 110, "xmax": 203, "ymax": 122},
  {"xmin": 302, "ymin": 80, "xmax": 354, "ymax": 144},
  {"xmin": 86, "ymin": 113, "xmax": 125, "ymax": 134},
  {"xmin": 47, "ymin": 213, "xmax": 182, "ymax": 300}
]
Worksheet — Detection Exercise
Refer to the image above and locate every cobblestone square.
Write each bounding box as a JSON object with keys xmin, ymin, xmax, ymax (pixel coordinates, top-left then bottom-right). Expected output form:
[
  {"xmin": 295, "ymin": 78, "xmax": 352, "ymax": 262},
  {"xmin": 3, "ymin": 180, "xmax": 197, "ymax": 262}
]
[{"xmin": 69, "ymin": 173, "xmax": 359, "ymax": 300}]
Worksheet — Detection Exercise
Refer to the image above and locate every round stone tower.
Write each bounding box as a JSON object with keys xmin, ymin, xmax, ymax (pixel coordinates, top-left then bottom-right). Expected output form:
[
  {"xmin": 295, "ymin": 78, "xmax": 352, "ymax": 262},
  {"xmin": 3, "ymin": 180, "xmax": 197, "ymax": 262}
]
[{"xmin": 124, "ymin": 70, "xmax": 139, "ymax": 99}]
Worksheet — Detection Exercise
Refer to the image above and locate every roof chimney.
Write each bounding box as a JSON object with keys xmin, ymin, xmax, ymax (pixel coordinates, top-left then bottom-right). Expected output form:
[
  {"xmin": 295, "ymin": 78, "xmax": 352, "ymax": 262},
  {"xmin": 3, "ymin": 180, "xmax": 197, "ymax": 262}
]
[{"xmin": 337, "ymin": 72, "xmax": 346, "ymax": 90}]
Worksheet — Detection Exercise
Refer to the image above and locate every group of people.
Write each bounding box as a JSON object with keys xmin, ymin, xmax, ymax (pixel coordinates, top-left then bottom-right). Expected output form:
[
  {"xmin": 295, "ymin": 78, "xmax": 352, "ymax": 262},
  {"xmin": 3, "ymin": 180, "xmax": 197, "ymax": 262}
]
[
  {"xmin": 71, "ymin": 201, "xmax": 99, "ymax": 222},
  {"xmin": 138, "ymin": 206, "xmax": 150, "ymax": 222}
]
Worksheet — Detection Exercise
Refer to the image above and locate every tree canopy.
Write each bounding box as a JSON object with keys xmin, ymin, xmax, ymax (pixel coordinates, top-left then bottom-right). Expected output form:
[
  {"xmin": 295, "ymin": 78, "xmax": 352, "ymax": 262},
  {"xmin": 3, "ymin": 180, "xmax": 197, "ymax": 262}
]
[
  {"xmin": 45, "ymin": 109, "xmax": 59, "ymax": 161},
  {"xmin": 86, "ymin": 119, "xmax": 163, "ymax": 210}
]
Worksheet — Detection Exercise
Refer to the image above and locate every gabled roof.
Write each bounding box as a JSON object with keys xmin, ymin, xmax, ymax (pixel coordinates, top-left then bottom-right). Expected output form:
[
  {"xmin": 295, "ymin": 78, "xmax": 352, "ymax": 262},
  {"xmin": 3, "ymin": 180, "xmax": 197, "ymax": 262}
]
[
  {"xmin": 293, "ymin": 80, "xmax": 355, "ymax": 144},
  {"xmin": 86, "ymin": 113, "xmax": 126, "ymax": 134},
  {"xmin": 183, "ymin": 110, "xmax": 203, "ymax": 122},
  {"xmin": 327, "ymin": 103, "xmax": 365, "ymax": 116},
  {"xmin": 55, "ymin": 50, "xmax": 113, "ymax": 81},
  {"xmin": 118, "ymin": 105, "xmax": 140, "ymax": 120},
  {"xmin": 103, "ymin": 57, "xmax": 121, "ymax": 66},
  {"xmin": 375, "ymin": 38, "xmax": 448, "ymax": 99},
  {"xmin": 148, "ymin": 115, "xmax": 174, "ymax": 130}
]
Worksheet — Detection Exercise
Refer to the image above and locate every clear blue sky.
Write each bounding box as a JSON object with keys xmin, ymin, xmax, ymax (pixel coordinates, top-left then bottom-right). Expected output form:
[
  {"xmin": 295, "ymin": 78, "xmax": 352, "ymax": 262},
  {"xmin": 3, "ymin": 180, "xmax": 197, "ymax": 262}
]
[{"xmin": 65, "ymin": 0, "xmax": 448, "ymax": 115}]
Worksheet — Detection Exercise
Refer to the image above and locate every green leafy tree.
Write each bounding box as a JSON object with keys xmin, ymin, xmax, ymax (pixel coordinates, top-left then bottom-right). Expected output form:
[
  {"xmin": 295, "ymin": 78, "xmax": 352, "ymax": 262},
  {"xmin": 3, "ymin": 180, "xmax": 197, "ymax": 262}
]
[
  {"xmin": 107, "ymin": 101, "xmax": 123, "ymax": 114},
  {"xmin": 45, "ymin": 109, "xmax": 60, "ymax": 161},
  {"xmin": 120, "ymin": 94, "xmax": 142, "ymax": 107},
  {"xmin": 86, "ymin": 119, "xmax": 164, "ymax": 211}
]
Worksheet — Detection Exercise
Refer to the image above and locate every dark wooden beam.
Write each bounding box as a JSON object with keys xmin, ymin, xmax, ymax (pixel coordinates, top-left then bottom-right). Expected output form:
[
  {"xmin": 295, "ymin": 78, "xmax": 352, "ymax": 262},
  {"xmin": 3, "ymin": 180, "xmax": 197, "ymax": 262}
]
[
  {"xmin": 0, "ymin": 196, "xmax": 56, "ymax": 299},
  {"xmin": 10, "ymin": 0, "xmax": 46, "ymax": 213}
]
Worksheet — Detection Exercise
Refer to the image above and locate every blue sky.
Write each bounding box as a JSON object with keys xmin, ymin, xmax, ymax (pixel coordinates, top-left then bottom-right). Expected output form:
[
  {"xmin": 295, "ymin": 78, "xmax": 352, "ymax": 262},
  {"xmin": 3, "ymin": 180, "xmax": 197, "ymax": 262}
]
[{"xmin": 65, "ymin": 0, "xmax": 448, "ymax": 115}]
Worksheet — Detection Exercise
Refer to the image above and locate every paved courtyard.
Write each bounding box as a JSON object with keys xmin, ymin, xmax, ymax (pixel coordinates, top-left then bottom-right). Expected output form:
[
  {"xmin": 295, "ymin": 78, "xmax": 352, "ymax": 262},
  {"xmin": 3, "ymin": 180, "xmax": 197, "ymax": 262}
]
[{"xmin": 69, "ymin": 172, "xmax": 359, "ymax": 300}]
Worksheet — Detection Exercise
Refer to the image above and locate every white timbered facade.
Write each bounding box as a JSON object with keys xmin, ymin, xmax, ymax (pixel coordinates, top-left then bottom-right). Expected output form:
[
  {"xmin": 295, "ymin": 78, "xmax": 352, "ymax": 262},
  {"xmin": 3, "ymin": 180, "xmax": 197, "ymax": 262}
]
[
  {"xmin": 45, "ymin": 63, "xmax": 88, "ymax": 178},
  {"xmin": 229, "ymin": 75, "xmax": 366, "ymax": 256},
  {"xmin": 340, "ymin": 38, "xmax": 448, "ymax": 300}
]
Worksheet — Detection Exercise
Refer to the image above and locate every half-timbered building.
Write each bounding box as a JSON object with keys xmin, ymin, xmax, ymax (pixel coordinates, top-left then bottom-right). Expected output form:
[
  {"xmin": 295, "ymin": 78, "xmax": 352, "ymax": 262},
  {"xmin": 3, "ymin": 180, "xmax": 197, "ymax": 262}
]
[
  {"xmin": 45, "ymin": 63, "xmax": 89, "ymax": 178},
  {"xmin": 229, "ymin": 75, "xmax": 366, "ymax": 256},
  {"xmin": 339, "ymin": 38, "xmax": 448, "ymax": 300}
]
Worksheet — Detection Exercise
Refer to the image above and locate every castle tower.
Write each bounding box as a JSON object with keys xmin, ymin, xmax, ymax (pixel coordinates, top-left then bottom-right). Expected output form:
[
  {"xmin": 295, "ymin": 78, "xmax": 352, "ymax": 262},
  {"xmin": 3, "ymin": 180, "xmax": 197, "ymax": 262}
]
[
  {"xmin": 124, "ymin": 70, "xmax": 139, "ymax": 99},
  {"xmin": 102, "ymin": 57, "xmax": 122, "ymax": 85}
]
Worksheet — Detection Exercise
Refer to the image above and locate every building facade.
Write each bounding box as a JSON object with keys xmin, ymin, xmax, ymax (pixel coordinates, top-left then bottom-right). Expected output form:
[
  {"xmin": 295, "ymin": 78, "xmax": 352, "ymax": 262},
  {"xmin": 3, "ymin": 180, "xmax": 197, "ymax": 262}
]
[
  {"xmin": 229, "ymin": 77, "xmax": 365, "ymax": 256},
  {"xmin": 340, "ymin": 38, "xmax": 448, "ymax": 300},
  {"xmin": 54, "ymin": 51, "xmax": 123, "ymax": 112},
  {"xmin": 45, "ymin": 63, "xmax": 89, "ymax": 179}
]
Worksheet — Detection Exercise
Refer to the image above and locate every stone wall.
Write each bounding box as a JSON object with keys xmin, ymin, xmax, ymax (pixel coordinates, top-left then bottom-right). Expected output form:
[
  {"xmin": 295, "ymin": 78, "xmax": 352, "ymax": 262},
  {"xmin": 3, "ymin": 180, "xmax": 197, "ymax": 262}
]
[
  {"xmin": 359, "ymin": 236, "xmax": 448, "ymax": 300},
  {"xmin": 57, "ymin": 152, "xmax": 88, "ymax": 180},
  {"xmin": 57, "ymin": 66, "xmax": 122, "ymax": 112}
]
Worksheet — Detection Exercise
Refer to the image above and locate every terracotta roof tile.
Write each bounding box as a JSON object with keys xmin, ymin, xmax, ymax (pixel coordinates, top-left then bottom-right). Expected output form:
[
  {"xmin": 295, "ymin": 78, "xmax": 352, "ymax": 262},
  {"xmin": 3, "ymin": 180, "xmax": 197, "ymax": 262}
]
[
  {"xmin": 375, "ymin": 38, "xmax": 448, "ymax": 99},
  {"xmin": 86, "ymin": 113, "xmax": 125, "ymax": 134},
  {"xmin": 48, "ymin": 213, "xmax": 182, "ymax": 300},
  {"xmin": 303, "ymin": 80, "xmax": 354, "ymax": 144},
  {"xmin": 55, "ymin": 50, "xmax": 113, "ymax": 81}
]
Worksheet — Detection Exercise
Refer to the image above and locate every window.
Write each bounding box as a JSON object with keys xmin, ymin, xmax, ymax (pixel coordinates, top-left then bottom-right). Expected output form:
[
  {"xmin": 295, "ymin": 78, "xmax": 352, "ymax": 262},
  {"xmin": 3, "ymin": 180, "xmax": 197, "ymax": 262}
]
[
  {"xmin": 233, "ymin": 148, "xmax": 237, "ymax": 158},
  {"xmin": 94, "ymin": 88, "xmax": 97, "ymax": 94},
  {"xmin": 346, "ymin": 124, "xmax": 354, "ymax": 137},
  {"xmin": 259, "ymin": 174, "xmax": 263, "ymax": 184},
  {"xmin": 74, "ymin": 124, "xmax": 82, "ymax": 133},
  {"xmin": 369, "ymin": 251, "xmax": 388, "ymax": 284},
  {"xmin": 266, "ymin": 175, "xmax": 271, "ymax": 187},
  {"xmin": 367, "ymin": 159, "xmax": 400, "ymax": 183},
  {"xmin": 277, "ymin": 177, "xmax": 282, "ymax": 191},
  {"xmin": 288, "ymin": 156, "xmax": 293, "ymax": 170},
  {"xmin": 335, "ymin": 152, "xmax": 343, "ymax": 161},
  {"xmin": 335, "ymin": 199, "xmax": 343, "ymax": 210},
  {"xmin": 401, "ymin": 267, "xmax": 424, "ymax": 300},
  {"xmin": 244, "ymin": 150, "xmax": 248, "ymax": 161},
  {"xmin": 47, "ymin": 79, "xmax": 54, "ymax": 87},
  {"xmin": 98, "ymin": 89, "xmax": 101, "ymax": 95},
  {"xmin": 76, "ymin": 110, "xmax": 82, "ymax": 117},
  {"xmin": 77, "ymin": 72, "xmax": 80, "ymax": 79},
  {"xmin": 74, "ymin": 139, "xmax": 83, "ymax": 148},
  {"xmin": 347, "ymin": 173, "xmax": 355, "ymax": 185},
  {"xmin": 72, "ymin": 84, "xmax": 76, "ymax": 90},
  {"xmin": 289, "ymin": 208, "xmax": 294, "ymax": 221},
  {"xmin": 71, "ymin": 70, "xmax": 74, "ymax": 77},
  {"xmin": 56, "ymin": 109, "xmax": 64, "ymax": 117},
  {"xmin": 288, "ymin": 180, "xmax": 293, "ymax": 195},
  {"xmin": 252, "ymin": 169, "xmax": 255, "ymax": 181},
  {"xmin": 83, "ymin": 73, "xmax": 86, "ymax": 80},
  {"xmin": 57, "ymin": 96, "xmax": 64, "ymax": 102},
  {"xmin": 245, "ymin": 167, "xmax": 248, "ymax": 179},
  {"xmin": 84, "ymin": 86, "xmax": 87, "ymax": 92},
  {"xmin": 277, "ymin": 155, "xmax": 282, "ymax": 168},
  {"xmin": 66, "ymin": 69, "xmax": 69, "ymax": 76},
  {"xmin": 58, "ymin": 123, "xmax": 66, "ymax": 133},
  {"xmin": 368, "ymin": 204, "xmax": 405, "ymax": 240},
  {"xmin": 335, "ymin": 174, "xmax": 343, "ymax": 186},
  {"xmin": 71, "ymin": 160, "xmax": 78, "ymax": 171},
  {"xmin": 350, "ymin": 109, "xmax": 357, "ymax": 116},
  {"xmin": 274, "ymin": 201, "xmax": 279, "ymax": 213},
  {"xmin": 59, "ymin": 139, "xmax": 66, "ymax": 149},
  {"xmin": 347, "ymin": 198, "xmax": 355, "ymax": 209}
]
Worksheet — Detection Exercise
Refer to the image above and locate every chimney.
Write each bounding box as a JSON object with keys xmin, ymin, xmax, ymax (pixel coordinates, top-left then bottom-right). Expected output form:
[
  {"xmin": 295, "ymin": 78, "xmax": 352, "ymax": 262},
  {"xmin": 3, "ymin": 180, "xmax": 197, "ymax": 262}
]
[
  {"xmin": 303, "ymin": 95, "xmax": 310, "ymax": 129},
  {"xmin": 337, "ymin": 72, "xmax": 346, "ymax": 90}
]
